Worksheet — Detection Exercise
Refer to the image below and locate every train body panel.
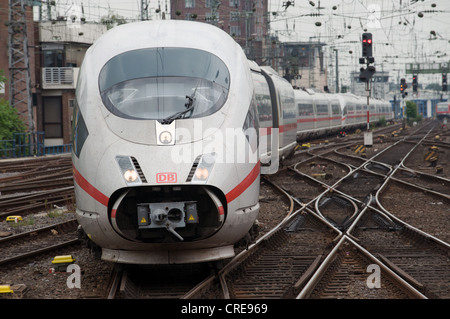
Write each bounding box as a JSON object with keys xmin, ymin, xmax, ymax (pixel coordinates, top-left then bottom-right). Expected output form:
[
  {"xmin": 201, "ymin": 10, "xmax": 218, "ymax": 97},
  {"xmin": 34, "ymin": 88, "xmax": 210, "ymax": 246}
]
[{"xmin": 73, "ymin": 20, "xmax": 393, "ymax": 265}]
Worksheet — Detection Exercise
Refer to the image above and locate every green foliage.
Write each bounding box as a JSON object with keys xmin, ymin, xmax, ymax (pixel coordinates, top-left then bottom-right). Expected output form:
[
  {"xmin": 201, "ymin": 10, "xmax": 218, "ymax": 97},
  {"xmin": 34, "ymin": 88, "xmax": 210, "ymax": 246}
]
[
  {"xmin": 405, "ymin": 100, "xmax": 422, "ymax": 125},
  {"xmin": 0, "ymin": 99, "xmax": 26, "ymax": 140},
  {"xmin": 377, "ymin": 116, "xmax": 387, "ymax": 127},
  {"xmin": 100, "ymin": 13, "xmax": 127, "ymax": 30},
  {"xmin": 0, "ymin": 70, "xmax": 26, "ymax": 142},
  {"xmin": 405, "ymin": 100, "xmax": 418, "ymax": 119}
]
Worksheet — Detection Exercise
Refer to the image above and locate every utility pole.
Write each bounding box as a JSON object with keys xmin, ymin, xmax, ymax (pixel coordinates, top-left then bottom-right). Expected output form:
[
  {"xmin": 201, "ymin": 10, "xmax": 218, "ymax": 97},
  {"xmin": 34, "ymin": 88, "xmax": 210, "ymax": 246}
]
[
  {"xmin": 141, "ymin": 0, "xmax": 149, "ymax": 20},
  {"xmin": 334, "ymin": 49, "xmax": 339, "ymax": 93},
  {"xmin": 8, "ymin": 0, "xmax": 34, "ymax": 133}
]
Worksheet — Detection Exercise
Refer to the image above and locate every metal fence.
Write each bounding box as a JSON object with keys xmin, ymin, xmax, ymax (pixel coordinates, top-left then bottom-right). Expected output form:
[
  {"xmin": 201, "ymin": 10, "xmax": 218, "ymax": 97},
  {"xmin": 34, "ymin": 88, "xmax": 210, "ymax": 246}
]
[{"xmin": 0, "ymin": 132, "xmax": 72, "ymax": 159}]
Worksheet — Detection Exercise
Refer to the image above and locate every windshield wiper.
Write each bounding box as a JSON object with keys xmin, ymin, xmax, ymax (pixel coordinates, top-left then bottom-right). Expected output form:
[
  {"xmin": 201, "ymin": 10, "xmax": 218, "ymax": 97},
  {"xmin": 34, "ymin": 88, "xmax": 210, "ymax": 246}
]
[{"xmin": 160, "ymin": 93, "xmax": 196, "ymax": 125}]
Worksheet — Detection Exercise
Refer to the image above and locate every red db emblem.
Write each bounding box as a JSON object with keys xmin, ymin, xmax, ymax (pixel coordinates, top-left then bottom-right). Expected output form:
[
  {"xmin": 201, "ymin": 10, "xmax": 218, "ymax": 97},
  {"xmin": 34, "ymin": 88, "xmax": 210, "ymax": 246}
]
[{"xmin": 156, "ymin": 173, "xmax": 177, "ymax": 183}]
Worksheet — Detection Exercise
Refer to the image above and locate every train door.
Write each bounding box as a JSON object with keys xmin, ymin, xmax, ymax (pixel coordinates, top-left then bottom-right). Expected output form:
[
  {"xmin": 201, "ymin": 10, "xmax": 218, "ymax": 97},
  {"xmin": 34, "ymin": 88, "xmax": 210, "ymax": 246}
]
[
  {"xmin": 315, "ymin": 96, "xmax": 329, "ymax": 130},
  {"xmin": 347, "ymin": 102, "xmax": 355, "ymax": 124},
  {"xmin": 250, "ymin": 64, "xmax": 279, "ymax": 174},
  {"xmin": 296, "ymin": 90, "xmax": 314, "ymax": 134},
  {"xmin": 330, "ymin": 98, "xmax": 341, "ymax": 129}
]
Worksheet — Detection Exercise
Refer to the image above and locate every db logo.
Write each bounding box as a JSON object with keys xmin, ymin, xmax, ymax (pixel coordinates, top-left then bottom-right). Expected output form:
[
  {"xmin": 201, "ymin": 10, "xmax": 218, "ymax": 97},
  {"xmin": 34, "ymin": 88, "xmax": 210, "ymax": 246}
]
[{"xmin": 156, "ymin": 172, "xmax": 177, "ymax": 183}]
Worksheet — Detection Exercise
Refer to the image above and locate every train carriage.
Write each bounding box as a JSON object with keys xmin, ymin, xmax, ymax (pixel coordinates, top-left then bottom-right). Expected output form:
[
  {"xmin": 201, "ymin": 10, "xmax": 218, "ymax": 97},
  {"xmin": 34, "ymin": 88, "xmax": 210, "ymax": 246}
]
[
  {"xmin": 72, "ymin": 20, "xmax": 393, "ymax": 265},
  {"xmin": 73, "ymin": 20, "xmax": 261, "ymax": 264},
  {"xmin": 436, "ymin": 101, "xmax": 450, "ymax": 119}
]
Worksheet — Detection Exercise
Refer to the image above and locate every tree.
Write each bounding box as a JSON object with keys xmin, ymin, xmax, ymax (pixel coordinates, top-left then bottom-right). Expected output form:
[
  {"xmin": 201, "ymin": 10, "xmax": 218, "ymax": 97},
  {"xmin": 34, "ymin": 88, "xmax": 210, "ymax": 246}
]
[
  {"xmin": 0, "ymin": 99, "xmax": 26, "ymax": 141},
  {"xmin": 0, "ymin": 70, "xmax": 26, "ymax": 142},
  {"xmin": 405, "ymin": 100, "xmax": 422, "ymax": 125},
  {"xmin": 405, "ymin": 100, "xmax": 417, "ymax": 119}
]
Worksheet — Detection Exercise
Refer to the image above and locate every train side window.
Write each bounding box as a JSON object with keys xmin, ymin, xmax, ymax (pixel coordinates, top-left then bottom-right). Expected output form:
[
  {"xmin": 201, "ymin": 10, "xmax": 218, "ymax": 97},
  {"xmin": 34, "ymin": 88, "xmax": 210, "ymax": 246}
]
[
  {"xmin": 331, "ymin": 103, "xmax": 340, "ymax": 115},
  {"xmin": 298, "ymin": 103, "xmax": 314, "ymax": 116},
  {"xmin": 251, "ymin": 72, "xmax": 273, "ymax": 123},
  {"xmin": 316, "ymin": 103, "xmax": 328, "ymax": 115}
]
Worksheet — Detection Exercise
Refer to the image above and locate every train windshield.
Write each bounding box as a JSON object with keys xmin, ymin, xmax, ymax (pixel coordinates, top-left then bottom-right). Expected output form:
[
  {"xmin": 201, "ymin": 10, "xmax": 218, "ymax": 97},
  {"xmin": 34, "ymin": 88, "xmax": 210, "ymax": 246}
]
[{"xmin": 99, "ymin": 47, "xmax": 230, "ymax": 121}]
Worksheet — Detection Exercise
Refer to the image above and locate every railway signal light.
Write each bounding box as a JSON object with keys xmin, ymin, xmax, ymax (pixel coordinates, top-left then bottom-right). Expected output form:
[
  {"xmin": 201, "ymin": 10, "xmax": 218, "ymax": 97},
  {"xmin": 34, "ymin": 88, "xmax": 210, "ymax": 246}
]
[
  {"xmin": 413, "ymin": 74, "xmax": 418, "ymax": 93},
  {"xmin": 359, "ymin": 66, "xmax": 375, "ymax": 82},
  {"xmin": 400, "ymin": 78, "xmax": 408, "ymax": 98},
  {"xmin": 443, "ymin": 73, "xmax": 448, "ymax": 91},
  {"xmin": 362, "ymin": 33, "xmax": 373, "ymax": 57}
]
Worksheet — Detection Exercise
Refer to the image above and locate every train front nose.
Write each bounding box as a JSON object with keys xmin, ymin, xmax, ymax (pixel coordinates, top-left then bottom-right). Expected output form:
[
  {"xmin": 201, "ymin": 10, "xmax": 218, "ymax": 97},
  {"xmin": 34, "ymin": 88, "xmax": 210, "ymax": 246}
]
[{"xmin": 109, "ymin": 185, "xmax": 225, "ymax": 243}]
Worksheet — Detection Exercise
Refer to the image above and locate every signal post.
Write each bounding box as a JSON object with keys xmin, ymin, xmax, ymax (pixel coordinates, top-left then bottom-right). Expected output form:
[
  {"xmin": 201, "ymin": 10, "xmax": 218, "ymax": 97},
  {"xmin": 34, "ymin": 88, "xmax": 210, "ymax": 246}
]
[
  {"xmin": 400, "ymin": 78, "xmax": 408, "ymax": 129},
  {"xmin": 359, "ymin": 33, "xmax": 375, "ymax": 146}
]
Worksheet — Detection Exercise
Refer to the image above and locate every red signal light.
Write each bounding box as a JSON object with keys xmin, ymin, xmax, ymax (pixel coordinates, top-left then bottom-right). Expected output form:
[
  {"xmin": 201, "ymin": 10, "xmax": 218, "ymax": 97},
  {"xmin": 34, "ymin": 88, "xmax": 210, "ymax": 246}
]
[{"xmin": 367, "ymin": 39, "xmax": 372, "ymax": 44}]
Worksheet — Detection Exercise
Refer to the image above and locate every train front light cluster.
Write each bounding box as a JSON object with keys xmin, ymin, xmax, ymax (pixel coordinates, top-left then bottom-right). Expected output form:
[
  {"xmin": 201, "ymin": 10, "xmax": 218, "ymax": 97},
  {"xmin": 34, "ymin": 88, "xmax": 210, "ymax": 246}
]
[
  {"xmin": 115, "ymin": 156, "xmax": 142, "ymax": 185},
  {"xmin": 192, "ymin": 153, "xmax": 216, "ymax": 184}
]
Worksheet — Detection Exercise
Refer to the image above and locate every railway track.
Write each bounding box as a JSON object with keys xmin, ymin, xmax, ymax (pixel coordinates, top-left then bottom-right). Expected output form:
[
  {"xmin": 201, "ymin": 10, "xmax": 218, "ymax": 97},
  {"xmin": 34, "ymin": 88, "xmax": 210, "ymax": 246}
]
[
  {"xmin": 0, "ymin": 155, "xmax": 75, "ymax": 218},
  {"xmin": 0, "ymin": 167, "xmax": 73, "ymax": 195},
  {"xmin": 182, "ymin": 120, "xmax": 449, "ymax": 299},
  {"xmin": 349, "ymin": 209, "xmax": 450, "ymax": 298},
  {"xmin": 297, "ymin": 236, "xmax": 424, "ymax": 299},
  {"xmin": 0, "ymin": 187, "xmax": 75, "ymax": 218},
  {"xmin": 0, "ymin": 155, "xmax": 72, "ymax": 174},
  {"xmin": 106, "ymin": 174, "xmax": 298, "ymax": 299},
  {"xmin": 0, "ymin": 219, "xmax": 79, "ymax": 267},
  {"xmin": 1, "ymin": 120, "xmax": 448, "ymax": 300},
  {"xmin": 221, "ymin": 211, "xmax": 339, "ymax": 299}
]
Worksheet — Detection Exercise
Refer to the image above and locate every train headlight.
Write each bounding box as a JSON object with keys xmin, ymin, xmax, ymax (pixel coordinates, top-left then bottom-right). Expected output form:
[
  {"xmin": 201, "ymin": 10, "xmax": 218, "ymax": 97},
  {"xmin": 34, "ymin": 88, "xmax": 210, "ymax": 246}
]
[
  {"xmin": 192, "ymin": 153, "xmax": 216, "ymax": 184},
  {"xmin": 123, "ymin": 169, "xmax": 139, "ymax": 182},
  {"xmin": 194, "ymin": 167, "xmax": 209, "ymax": 180},
  {"xmin": 159, "ymin": 131, "xmax": 173, "ymax": 145},
  {"xmin": 116, "ymin": 156, "xmax": 142, "ymax": 185}
]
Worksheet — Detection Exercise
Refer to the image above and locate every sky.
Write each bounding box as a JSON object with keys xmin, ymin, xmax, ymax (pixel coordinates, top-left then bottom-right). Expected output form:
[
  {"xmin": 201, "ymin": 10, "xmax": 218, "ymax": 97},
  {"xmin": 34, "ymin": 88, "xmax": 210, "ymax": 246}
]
[
  {"xmin": 34, "ymin": 0, "xmax": 450, "ymax": 87},
  {"xmin": 269, "ymin": 0, "xmax": 450, "ymax": 87}
]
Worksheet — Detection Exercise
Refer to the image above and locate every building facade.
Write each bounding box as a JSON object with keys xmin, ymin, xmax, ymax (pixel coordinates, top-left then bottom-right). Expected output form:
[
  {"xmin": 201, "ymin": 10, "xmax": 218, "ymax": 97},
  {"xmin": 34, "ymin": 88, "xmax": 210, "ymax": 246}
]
[
  {"xmin": 1, "ymin": 1, "xmax": 106, "ymax": 149},
  {"xmin": 282, "ymin": 42, "xmax": 328, "ymax": 91},
  {"xmin": 35, "ymin": 20, "xmax": 106, "ymax": 147},
  {"xmin": 170, "ymin": 0, "xmax": 268, "ymax": 64}
]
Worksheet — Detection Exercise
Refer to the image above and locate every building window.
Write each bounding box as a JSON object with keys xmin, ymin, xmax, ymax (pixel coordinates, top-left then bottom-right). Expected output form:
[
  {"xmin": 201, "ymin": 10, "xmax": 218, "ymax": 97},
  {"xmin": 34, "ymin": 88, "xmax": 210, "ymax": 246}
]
[
  {"xmin": 205, "ymin": 12, "xmax": 219, "ymax": 22},
  {"xmin": 43, "ymin": 96, "xmax": 62, "ymax": 138},
  {"xmin": 185, "ymin": 0, "xmax": 195, "ymax": 8},
  {"xmin": 205, "ymin": 0, "xmax": 212, "ymax": 7},
  {"xmin": 43, "ymin": 50, "xmax": 64, "ymax": 67},
  {"xmin": 185, "ymin": 13, "xmax": 198, "ymax": 20},
  {"xmin": 230, "ymin": 0, "xmax": 240, "ymax": 8},
  {"xmin": 230, "ymin": 11, "xmax": 240, "ymax": 21},
  {"xmin": 230, "ymin": 26, "xmax": 241, "ymax": 36},
  {"xmin": 42, "ymin": 44, "xmax": 64, "ymax": 67}
]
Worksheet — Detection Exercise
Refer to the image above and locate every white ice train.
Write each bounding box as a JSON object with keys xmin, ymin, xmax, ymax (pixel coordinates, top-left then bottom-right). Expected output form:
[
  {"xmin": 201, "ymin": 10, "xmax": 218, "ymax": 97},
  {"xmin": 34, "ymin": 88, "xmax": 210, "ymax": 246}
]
[{"xmin": 72, "ymin": 20, "xmax": 393, "ymax": 265}]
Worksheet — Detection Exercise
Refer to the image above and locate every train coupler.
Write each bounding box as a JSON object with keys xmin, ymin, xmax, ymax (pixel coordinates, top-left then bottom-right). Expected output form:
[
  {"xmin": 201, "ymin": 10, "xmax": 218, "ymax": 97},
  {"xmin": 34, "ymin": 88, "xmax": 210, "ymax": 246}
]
[{"xmin": 137, "ymin": 201, "xmax": 198, "ymax": 241}]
